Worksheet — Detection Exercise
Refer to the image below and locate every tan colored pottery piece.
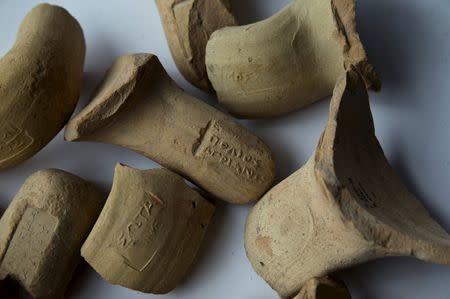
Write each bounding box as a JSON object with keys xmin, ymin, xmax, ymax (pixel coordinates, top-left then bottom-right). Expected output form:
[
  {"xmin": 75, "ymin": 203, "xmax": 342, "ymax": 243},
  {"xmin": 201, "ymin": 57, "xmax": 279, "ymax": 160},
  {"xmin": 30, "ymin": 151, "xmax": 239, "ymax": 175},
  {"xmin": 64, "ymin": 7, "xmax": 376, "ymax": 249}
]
[
  {"xmin": 0, "ymin": 169, "xmax": 104, "ymax": 298},
  {"xmin": 65, "ymin": 53, "xmax": 275, "ymax": 204},
  {"xmin": 245, "ymin": 69, "xmax": 450, "ymax": 298},
  {"xmin": 0, "ymin": 4, "xmax": 85, "ymax": 169},
  {"xmin": 205, "ymin": 0, "xmax": 380, "ymax": 118},
  {"xmin": 292, "ymin": 277, "xmax": 351, "ymax": 299},
  {"xmin": 156, "ymin": 0, "xmax": 237, "ymax": 91},
  {"xmin": 81, "ymin": 164, "xmax": 215, "ymax": 294}
]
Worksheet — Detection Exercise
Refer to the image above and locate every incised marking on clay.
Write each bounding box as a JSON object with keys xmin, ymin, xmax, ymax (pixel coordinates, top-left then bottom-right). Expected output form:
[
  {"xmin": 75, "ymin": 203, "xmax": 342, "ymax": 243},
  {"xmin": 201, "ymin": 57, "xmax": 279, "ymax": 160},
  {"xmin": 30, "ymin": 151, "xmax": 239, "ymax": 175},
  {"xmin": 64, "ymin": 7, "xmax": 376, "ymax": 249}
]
[
  {"xmin": 193, "ymin": 120, "xmax": 265, "ymax": 183},
  {"xmin": 115, "ymin": 192, "xmax": 165, "ymax": 272}
]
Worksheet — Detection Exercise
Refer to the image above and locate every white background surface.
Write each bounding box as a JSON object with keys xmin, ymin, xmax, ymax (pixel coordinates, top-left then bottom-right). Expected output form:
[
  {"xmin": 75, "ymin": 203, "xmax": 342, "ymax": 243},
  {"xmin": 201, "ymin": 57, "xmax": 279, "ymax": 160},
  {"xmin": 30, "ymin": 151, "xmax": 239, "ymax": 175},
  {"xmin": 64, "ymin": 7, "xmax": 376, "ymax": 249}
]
[{"xmin": 1, "ymin": 0, "xmax": 450, "ymax": 298}]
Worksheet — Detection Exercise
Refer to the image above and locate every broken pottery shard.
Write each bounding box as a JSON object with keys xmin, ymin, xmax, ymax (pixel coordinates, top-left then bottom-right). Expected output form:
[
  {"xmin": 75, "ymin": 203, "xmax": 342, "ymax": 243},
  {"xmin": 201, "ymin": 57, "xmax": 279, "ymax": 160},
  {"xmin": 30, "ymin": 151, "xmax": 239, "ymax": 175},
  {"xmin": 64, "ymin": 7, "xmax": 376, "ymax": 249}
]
[
  {"xmin": 292, "ymin": 277, "xmax": 351, "ymax": 299},
  {"xmin": 0, "ymin": 4, "xmax": 85, "ymax": 169},
  {"xmin": 245, "ymin": 68, "xmax": 450, "ymax": 298},
  {"xmin": 81, "ymin": 164, "xmax": 215, "ymax": 294},
  {"xmin": 65, "ymin": 53, "xmax": 275, "ymax": 204},
  {"xmin": 0, "ymin": 169, "xmax": 104, "ymax": 299},
  {"xmin": 205, "ymin": 0, "xmax": 380, "ymax": 118},
  {"xmin": 156, "ymin": 0, "xmax": 237, "ymax": 91}
]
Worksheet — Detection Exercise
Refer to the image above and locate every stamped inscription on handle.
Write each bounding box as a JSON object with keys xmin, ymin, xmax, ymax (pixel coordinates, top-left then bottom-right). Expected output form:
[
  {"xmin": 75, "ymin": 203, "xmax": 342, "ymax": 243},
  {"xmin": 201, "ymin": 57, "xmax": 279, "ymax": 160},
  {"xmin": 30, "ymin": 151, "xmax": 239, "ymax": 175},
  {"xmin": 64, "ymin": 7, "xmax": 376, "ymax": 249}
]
[
  {"xmin": 114, "ymin": 192, "xmax": 165, "ymax": 272},
  {"xmin": 193, "ymin": 120, "xmax": 265, "ymax": 183},
  {"xmin": 1, "ymin": 207, "xmax": 58, "ymax": 282},
  {"xmin": 0, "ymin": 122, "xmax": 33, "ymax": 164}
]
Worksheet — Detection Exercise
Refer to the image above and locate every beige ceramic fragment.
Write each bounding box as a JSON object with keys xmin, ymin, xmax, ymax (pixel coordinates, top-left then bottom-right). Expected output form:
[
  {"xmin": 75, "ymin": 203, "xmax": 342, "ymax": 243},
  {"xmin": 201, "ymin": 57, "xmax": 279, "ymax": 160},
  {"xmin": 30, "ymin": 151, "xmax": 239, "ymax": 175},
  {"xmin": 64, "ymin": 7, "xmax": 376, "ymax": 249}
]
[
  {"xmin": 156, "ymin": 0, "xmax": 237, "ymax": 91},
  {"xmin": 205, "ymin": 0, "xmax": 380, "ymax": 118},
  {"xmin": 245, "ymin": 69, "xmax": 450, "ymax": 298},
  {"xmin": 292, "ymin": 277, "xmax": 351, "ymax": 299},
  {"xmin": 65, "ymin": 53, "xmax": 275, "ymax": 204},
  {"xmin": 0, "ymin": 169, "xmax": 104, "ymax": 299},
  {"xmin": 0, "ymin": 4, "xmax": 85, "ymax": 169},
  {"xmin": 81, "ymin": 164, "xmax": 215, "ymax": 294}
]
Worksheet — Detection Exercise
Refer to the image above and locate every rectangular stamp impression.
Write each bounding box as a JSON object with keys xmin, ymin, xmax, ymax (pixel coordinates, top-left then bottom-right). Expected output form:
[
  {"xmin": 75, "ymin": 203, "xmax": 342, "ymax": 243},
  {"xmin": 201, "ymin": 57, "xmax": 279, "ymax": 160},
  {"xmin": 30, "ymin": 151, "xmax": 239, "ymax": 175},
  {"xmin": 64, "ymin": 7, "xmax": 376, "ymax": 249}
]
[
  {"xmin": 2, "ymin": 207, "xmax": 58, "ymax": 282},
  {"xmin": 0, "ymin": 122, "xmax": 33, "ymax": 164},
  {"xmin": 193, "ymin": 120, "xmax": 265, "ymax": 183},
  {"xmin": 114, "ymin": 192, "xmax": 165, "ymax": 272}
]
